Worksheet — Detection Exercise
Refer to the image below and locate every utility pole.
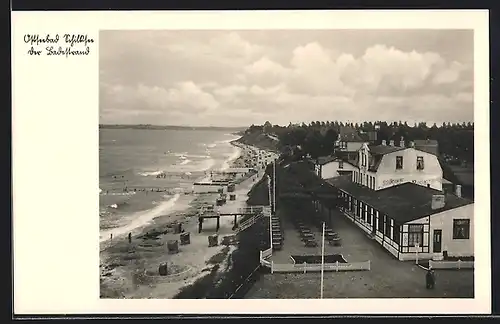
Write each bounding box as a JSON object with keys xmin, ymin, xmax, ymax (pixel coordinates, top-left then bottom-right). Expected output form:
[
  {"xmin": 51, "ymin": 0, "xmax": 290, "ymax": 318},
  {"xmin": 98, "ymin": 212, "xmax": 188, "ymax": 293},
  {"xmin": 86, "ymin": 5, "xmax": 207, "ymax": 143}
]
[
  {"xmin": 273, "ymin": 160, "xmax": 276, "ymax": 214},
  {"xmin": 320, "ymin": 222, "xmax": 325, "ymax": 299}
]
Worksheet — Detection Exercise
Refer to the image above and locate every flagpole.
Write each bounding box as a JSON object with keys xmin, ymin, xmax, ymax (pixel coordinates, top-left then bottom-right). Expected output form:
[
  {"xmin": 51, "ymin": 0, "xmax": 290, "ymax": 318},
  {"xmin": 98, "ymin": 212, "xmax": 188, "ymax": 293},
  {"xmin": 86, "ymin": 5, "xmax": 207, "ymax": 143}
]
[{"xmin": 320, "ymin": 222, "xmax": 325, "ymax": 299}]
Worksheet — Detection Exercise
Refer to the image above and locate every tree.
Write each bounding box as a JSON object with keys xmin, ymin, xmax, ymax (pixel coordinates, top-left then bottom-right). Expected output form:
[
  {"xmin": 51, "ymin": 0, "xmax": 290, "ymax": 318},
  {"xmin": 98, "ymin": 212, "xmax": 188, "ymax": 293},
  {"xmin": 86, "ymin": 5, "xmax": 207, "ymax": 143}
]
[
  {"xmin": 303, "ymin": 129, "xmax": 324, "ymax": 160},
  {"xmin": 263, "ymin": 121, "xmax": 272, "ymax": 133},
  {"xmin": 322, "ymin": 129, "xmax": 338, "ymax": 155}
]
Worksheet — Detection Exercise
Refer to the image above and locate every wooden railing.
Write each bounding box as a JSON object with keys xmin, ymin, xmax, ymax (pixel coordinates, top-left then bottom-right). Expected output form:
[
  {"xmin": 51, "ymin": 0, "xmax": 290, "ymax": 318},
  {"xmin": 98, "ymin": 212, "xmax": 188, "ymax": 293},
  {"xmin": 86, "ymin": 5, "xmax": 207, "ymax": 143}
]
[
  {"xmin": 235, "ymin": 213, "xmax": 264, "ymax": 234},
  {"xmin": 265, "ymin": 260, "xmax": 371, "ymax": 273},
  {"xmin": 429, "ymin": 260, "xmax": 474, "ymax": 269}
]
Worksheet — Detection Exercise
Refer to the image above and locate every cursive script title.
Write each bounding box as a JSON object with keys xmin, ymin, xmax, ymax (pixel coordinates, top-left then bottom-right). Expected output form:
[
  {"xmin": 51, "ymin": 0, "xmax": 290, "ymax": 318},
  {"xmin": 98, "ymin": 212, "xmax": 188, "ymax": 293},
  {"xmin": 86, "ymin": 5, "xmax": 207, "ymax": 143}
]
[{"xmin": 25, "ymin": 34, "xmax": 95, "ymax": 58}]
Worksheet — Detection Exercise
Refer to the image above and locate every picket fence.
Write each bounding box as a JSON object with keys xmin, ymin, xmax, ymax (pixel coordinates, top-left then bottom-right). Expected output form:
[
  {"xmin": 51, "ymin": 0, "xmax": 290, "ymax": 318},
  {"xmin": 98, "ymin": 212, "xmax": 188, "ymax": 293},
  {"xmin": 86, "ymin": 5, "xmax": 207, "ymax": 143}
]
[{"xmin": 429, "ymin": 260, "xmax": 474, "ymax": 270}]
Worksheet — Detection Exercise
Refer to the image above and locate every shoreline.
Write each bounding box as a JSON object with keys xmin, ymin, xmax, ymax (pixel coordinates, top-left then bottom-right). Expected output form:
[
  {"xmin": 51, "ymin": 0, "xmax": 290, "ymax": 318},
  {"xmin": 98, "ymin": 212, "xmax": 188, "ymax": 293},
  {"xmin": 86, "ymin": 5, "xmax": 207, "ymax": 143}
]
[
  {"xmin": 99, "ymin": 141, "xmax": 266, "ymax": 299},
  {"xmin": 99, "ymin": 136, "xmax": 243, "ymax": 246}
]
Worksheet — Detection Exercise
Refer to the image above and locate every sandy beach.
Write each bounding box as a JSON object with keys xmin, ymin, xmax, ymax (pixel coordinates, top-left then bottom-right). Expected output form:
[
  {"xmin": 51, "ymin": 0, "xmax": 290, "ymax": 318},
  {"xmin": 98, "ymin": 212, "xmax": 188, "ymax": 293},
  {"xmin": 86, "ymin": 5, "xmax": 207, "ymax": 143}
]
[{"xmin": 99, "ymin": 143, "xmax": 267, "ymax": 299}]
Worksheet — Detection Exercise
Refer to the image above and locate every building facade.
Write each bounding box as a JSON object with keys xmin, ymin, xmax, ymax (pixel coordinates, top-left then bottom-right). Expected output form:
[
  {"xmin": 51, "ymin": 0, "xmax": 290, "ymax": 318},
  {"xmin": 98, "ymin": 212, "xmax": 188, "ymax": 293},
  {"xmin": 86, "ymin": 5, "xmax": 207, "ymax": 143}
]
[
  {"xmin": 335, "ymin": 126, "xmax": 369, "ymax": 157},
  {"xmin": 324, "ymin": 138, "xmax": 473, "ymax": 261},
  {"xmin": 314, "ymin": 156, "xmax": 357, "ymax": 179},
  {"xmin": 328, "ymin": 177, "xmax": 474, "ymax": 261},
  {"xmin": 352, "ymin": 140, "xmax": 443, "ymax": 191}
]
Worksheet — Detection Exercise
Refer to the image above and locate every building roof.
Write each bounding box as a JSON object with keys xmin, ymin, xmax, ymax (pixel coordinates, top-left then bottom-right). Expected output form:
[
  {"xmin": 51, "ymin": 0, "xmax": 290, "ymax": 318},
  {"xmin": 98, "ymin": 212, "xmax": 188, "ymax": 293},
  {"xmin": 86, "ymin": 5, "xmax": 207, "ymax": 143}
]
[
  {"xmin": 442, "ymin": 178, "xmax": 453, "ymax": 185},
  {"xmin": 316, "ymin": 155, "xmax": 338, "ymax": 165},
  {"xmin": 316, "ymin": 155, "xmax": 357, "ymax": 168},
  {"xmin": 368, "ymin": 144, "xmax": 406, "ymax": 155},
  {"xmin": 413, "ymin": 139, "xmax": 438, "ymax": 146},
  {"xmin": 339, "ymin": 126, "xmax": 365, "ymax": 142},
  {"xmin": 325, "ymin": 176, "xmax": 473, "ymax": 224},
  {"xmin": 359, "ymin": 131, "xmax": 378, "ymax": 142}
]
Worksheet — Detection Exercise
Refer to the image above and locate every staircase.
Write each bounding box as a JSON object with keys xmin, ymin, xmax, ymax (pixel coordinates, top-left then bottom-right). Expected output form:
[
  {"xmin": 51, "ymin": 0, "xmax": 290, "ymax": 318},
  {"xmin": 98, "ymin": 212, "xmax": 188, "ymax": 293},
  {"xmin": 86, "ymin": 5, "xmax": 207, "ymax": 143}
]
[
  {"xmin": 233, "ymin": 205, "xmax": 271, "ymax": 235},
  {"xmin": 271, "ymin": 213, "xmax": 283, "ymax": 250}
]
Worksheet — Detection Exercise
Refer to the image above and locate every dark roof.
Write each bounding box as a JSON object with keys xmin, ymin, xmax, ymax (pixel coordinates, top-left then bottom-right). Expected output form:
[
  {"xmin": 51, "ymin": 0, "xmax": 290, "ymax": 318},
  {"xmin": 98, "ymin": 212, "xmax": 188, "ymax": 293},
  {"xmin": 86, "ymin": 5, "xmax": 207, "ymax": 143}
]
[
  {"xmin": 316, "ymin": 155, "xmax": 338, "ymax": 165},
  {"xmin": 414, "ymin": 139, "xmax": 438, "ymax": 146},
  {"xmin": 326, "ymin": 176, "xmax": 473, "ymax": 224},
  {"xmin": 368, "ymin": 144, "xmax": 406, "ymax": 155},
  {"xmin": 339, "ymin": 126, "xmax": 365, "ymax": 142},
  {"xmin": 359, "ymin": 131, "xmax": 378, "ymax": 142},
  {"xmin": 316, "ymin": 155, "xmax": 357, "ymax": 168}
]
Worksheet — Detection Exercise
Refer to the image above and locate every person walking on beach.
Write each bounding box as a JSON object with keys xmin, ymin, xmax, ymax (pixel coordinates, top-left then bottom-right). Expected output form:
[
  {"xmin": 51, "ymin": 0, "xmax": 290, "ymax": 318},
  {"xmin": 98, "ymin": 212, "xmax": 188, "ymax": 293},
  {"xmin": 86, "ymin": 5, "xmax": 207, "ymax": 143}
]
[
  {"xmin": 110, "ymin": 233, "xmax": 113, "ymax": 241},
  {"xmin": 426, "ymin": 268, "xmax": 435, "ymax": 289},
  {"xmin": 128, "ymin": 232, "xmax": 132, "ymax": 244}
]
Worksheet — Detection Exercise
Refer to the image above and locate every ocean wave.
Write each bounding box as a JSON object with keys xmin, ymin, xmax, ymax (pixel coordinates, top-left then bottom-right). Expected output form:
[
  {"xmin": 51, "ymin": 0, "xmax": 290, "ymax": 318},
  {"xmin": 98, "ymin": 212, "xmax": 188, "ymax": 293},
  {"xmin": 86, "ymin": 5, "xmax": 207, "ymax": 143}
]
[
  {"xmin": 186, "ymin": 154, "xmax": 211, "ymax": 159},
  {"xmin": 197, "ymin": 158, "xmax": 216, "ymax": 171},
  {"xmin": 179, "ymin": 159, "xmax": 192, "ymax": 166},
  {"xmin": 206, "ymin": 143, "xmax": 217, "ymax": 148},
  {"xmin": 138, "ymin": 170, "xmax": 165, "ymax": 177},
  {"xmin": 219, "ymin": 146, "xmax": 242, "ymax": 171},
  {"xmin": 100, "ymin": 193, "xmax": 183, "ymax": 243}
]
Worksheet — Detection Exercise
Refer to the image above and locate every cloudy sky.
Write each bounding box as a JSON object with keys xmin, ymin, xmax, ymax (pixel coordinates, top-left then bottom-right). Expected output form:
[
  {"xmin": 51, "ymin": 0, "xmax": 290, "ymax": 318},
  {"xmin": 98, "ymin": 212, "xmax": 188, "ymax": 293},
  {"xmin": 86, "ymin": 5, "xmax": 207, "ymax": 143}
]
[{"xmin": 99, "ymin": 29, "xmax": 473, "ymax": 127}]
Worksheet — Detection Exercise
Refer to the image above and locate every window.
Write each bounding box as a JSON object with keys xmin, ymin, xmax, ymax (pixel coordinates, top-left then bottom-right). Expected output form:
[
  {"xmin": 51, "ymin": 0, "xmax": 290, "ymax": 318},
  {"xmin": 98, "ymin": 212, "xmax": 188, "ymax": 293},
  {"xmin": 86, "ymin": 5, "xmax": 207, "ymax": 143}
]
[
  {"xmin": 453, "ymin": 219, "xmax": 470, "ymax": 239},
  {"xmin": 362, "ymin": 154, "xmax": 367, "ymax": 167},
  {"xmin": 396, "ymin": 156, "xmax": 403, "ymax": 169},
  {"xmin": 339, "ymin": 160, "xmax": 344, "ymax": 169},
  {"xmin": 378, "ymin": 213, "xmax": 384, "ymax": 232},
  {"xmin": 393, "ymin": 223, "xmax": 400, "ymax": 244},
  {"xmin": 417, "ymin": 156, "xmax": 424, "ymax": 170},
  {"xmin": 385, "ymin": 216, "xmax": 391, "ymax": 236},
  {"xmin": 408, "ymin": 224, "xmax": 424, "ymax": 246},
  {"xmin": 368, "ymin": 207, "xmax": 373, "ymax": 224}
]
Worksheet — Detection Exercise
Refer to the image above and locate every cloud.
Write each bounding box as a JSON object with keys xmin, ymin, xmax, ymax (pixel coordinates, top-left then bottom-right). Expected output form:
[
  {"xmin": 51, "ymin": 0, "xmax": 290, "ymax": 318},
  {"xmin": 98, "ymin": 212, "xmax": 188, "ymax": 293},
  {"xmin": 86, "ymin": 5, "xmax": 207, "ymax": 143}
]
[{"xmin": 100, "ymin": 30, "xmax": 474, "ymax": 126}]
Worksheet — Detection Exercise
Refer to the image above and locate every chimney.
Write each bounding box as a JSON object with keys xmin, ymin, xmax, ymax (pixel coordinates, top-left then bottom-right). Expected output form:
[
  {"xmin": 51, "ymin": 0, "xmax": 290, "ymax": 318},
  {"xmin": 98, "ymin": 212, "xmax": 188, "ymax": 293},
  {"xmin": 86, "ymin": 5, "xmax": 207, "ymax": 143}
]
[
  {"xmin": 455, "ymin": 184, "xmax": 462, "ymax": 198},
  {"xmin": 382, "ymin": 140, "xmax": 387, "ymax": 146},
  {"xmin": 409, "ymin": 141, "xmax": 415, "ymax": 148},
  {"xmin": 400, "ymin": 136, "xmax": 405, "ymax": 148},
  {"xmin": 389, "ymin": 140, "xmax": 395, "ymax": 146},
  {"xmin": 431, "ymin": 194, "xmax": 446, "ymax": 210}
]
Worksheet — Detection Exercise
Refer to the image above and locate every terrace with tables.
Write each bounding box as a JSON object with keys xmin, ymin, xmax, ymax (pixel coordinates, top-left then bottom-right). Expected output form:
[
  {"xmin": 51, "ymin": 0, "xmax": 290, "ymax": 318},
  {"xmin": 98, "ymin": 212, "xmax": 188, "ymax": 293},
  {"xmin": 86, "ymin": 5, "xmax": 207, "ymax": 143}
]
[{"xmin": 266, "ymin": 161, "xmax": 368, "ymax": 269}]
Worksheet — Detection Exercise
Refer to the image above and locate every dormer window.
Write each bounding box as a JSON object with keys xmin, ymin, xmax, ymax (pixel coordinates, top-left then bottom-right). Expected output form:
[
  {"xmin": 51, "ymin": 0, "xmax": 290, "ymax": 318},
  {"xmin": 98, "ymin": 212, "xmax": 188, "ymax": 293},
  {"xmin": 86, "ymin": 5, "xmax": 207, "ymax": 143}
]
[
  {"xmin": 361, "ymin": 154, "xmax": 367, "ymax": 167},
  {"xmin": 396, "ymin": 156, "xmax": 403, "ymax": 170},
  {"xmin": 416, "ymin": 156, "xmax": 424, "ymax": 170},
  {"xmin": 338, "ymin": 161, "xmax": 344, "ymax": 169}
]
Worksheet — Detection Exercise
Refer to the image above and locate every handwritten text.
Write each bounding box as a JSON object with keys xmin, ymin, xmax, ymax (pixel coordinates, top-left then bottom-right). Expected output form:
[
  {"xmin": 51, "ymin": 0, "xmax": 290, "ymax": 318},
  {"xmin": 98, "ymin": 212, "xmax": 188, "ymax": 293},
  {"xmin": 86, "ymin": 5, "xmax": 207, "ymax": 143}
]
[{"xmin": 25, "ymin": 34, "xmax": 95, "ymax": 58}]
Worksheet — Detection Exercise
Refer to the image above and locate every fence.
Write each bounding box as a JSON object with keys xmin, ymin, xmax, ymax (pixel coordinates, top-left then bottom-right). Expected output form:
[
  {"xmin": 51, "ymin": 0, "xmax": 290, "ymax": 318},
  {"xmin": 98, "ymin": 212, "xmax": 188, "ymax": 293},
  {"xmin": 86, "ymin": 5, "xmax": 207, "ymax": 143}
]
[
  {"xmin": 429, "ymin": 260, "xmax": 474, "ymax": 269},
  {"xmin": 260, "ymin": 259, "xmax": 371, "ymax": 273}
]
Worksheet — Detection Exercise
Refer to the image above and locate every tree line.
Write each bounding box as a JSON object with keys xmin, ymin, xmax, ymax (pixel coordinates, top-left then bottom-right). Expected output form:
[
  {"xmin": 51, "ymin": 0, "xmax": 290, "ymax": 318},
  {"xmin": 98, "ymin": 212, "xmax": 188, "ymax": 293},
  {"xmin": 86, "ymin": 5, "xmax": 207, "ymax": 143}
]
[{"xmin": 244, "ymin": 120, "xmax": 474, "ymax": 163}]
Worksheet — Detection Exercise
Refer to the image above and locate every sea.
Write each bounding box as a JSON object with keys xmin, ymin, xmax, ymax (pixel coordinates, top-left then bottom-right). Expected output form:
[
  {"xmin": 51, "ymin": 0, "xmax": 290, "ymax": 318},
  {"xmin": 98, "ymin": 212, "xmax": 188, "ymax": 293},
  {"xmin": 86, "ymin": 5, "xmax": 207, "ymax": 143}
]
[{"xmin": 99, "ymin": 128, "xmax": 241, "ymax": 242}]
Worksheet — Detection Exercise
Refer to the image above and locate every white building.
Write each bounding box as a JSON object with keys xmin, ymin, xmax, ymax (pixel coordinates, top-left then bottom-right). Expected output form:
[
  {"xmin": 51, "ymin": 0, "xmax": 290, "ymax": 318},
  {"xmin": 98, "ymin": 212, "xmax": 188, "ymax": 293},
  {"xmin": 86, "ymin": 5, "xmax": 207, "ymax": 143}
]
[
  {"xmin": 335, "ymin": 126, "xmax": 369, "ymax": 159},
  {"xmin": 314, "ymin": 156, "xmax": 357, "ymax": 179},
  {"xmin": 352, "ymin": 139, "xmax": 443, "ymax": 191},
  {"xmin": 325, "ymin": 138, "xmax": 474, "ymax": 261}
]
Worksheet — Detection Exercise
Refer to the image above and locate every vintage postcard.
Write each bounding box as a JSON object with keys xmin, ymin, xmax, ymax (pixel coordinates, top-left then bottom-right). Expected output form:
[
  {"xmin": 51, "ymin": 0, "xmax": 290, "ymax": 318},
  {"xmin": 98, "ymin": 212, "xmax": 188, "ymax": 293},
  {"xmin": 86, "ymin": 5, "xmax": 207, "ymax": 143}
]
[{"xmin": 12, "ymin": 10, "xmax": 490, "ymax": 315}]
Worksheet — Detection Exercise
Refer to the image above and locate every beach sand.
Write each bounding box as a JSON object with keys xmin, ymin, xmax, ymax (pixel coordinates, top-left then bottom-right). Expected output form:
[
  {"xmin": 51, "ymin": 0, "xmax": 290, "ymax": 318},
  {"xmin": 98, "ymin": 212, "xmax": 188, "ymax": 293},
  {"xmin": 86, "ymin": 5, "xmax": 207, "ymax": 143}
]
[{"xmin": 99, "ymin": 148, "xmax": 266, "ymax": 299}]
